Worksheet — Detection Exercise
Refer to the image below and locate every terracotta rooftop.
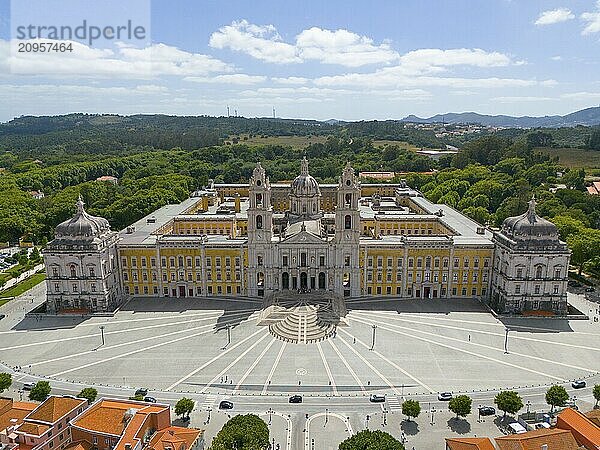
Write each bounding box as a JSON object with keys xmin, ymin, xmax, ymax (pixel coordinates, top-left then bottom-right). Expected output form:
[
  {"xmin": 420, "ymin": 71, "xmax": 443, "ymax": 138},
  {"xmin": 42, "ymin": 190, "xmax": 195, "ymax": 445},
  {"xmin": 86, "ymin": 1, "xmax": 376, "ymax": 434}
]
[
  {"xmin": 17, "ymin": 422, "xmax": 51, "ymax": 436},
  {"xmin": 63, "ymin": 441, "xmax": 93, "ymax": 450},
  {"xmin": 26, "ymin": 397, "xmax": 87, "ymax": 424},
  {"xmin": 445, "ymin": 437, "xmax": 496, "ymax": 450},
  {"xmin": 557, "ymin": 407, "xmax": 600, "ymax": 449},
  {"xmin": 72, "ymin": 399, "xmax": 168, "ymax": 437},
  {"xmin": 0, "ymin": 399, "xmax": 37, "ymax": 431},
  {"xmin": 147, "ymin": 427, "xmax": 203, "ymax": 450},
  {"xmin": 495, "ymin": 428, "xmax": 580, "ymax": 450}
]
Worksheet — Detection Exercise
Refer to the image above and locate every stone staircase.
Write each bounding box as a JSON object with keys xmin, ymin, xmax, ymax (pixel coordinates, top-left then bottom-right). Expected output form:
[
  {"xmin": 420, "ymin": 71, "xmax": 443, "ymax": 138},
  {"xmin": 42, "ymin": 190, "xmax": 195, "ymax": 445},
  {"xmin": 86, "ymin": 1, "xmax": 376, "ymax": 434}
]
[{"xmin": 258, "ymin": 291, "xmax": 346, "ymax": 344}]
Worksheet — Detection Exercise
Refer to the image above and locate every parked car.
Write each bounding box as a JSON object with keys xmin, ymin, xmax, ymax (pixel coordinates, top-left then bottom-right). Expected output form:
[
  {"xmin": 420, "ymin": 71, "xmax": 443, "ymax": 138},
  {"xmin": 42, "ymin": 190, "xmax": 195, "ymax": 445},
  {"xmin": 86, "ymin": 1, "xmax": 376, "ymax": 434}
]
[
  {"xmin": 585, "ymin": 287, "xmax": 595, "ymax": 292},
  {"xmin": 438, "ymin": 392, "xmax": 453, "ymax": 401},
  {"xmin": 564, "ymin": 400, "xmax": 579, "ymax": 410},
  {"xmin": 289, "ymin": 395, "xmax": 302, "ymax": 403},
  {"xmin": 144, "ymin": 396, "xmax": 157, "ymax": 403},
  {"xmin": 219, "ymin": 400, "xmax": 233, "ymax": 410},
  {"xmin": 568, "ymin": 281, "xmax": 582, "ymax": 287},
  {"xmin": 572, "ymin": 380, "xmax": 586, "ymax": 389},
  {"xmin": 22, "ymin": 382, "xmax": 35, "ymax": 390},
  {"xmin": 0, "ymin": 314, "xmax": 6, "ymax": 320},
  {"xmin": 135, "ymin": 388, "xmax": 148, "ymax": 397},
  {"xmin": 535, "ymin": 422, "xmax": 551, "ymax": 429},
  {"xmin": 369, "ymin": 394, "xmax": 386, "ymax": 403},
  {"xmin": 478, "ymin": 406, "xmax": 496, "ymax": 416}
]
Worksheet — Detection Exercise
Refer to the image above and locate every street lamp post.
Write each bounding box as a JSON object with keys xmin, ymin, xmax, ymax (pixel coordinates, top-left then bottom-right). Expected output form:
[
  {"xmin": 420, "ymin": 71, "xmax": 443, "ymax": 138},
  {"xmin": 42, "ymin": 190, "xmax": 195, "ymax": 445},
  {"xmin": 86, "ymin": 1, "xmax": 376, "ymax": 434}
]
[
  {"xmin": 526, "ymin": 401, "xmax": 531, "ymax": 414},
  {"xmin": 431, "ymin": 407, "xmax": 436, "ymax": 425},
  {"xmin": 504, "ymin": 327, "xmax": 510, "ymax": 354},
  {"xmin": 366, "ymin": 414, "xmax": 370, "ymax": 429},
  {"xmin": 371, "ymin": 325, "xmax": 377, "ymax": 350},
  {"xmin": 325, "ymin": 408, "xmax": 328, "ymax": 425},
  {"xmin": 99, "ymin": 325, "xmax": 105, "ymax": 346}
]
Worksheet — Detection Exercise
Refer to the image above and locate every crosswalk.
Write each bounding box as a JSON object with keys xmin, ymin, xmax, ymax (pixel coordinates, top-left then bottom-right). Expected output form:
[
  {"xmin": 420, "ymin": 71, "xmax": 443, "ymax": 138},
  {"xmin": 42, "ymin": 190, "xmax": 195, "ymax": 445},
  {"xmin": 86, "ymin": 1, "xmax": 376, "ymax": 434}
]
[
  {"xmin": 199, "ymin": 394, "xmax": 218, "ymax": 411},
  {"xmin": 386, "ymin": 395, "xmax": 401, "ymax": 411}
]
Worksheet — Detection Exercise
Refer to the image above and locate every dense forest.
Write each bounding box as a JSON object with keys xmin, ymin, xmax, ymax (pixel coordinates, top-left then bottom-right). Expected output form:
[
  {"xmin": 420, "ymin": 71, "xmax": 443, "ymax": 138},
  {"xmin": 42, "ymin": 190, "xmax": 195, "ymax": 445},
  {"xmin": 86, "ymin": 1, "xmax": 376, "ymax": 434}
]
[{"xmin": 0, "ymin": 114, "xmax": 599, "ymax": 277}]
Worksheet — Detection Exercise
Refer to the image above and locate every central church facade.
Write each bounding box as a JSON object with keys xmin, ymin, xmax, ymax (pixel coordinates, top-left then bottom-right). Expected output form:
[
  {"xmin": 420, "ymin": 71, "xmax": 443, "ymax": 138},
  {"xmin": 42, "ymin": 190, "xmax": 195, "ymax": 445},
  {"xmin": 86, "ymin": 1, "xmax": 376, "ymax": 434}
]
[{"xmin": 43, "ymin": 158, "xmax": 570, "ymax": 316}]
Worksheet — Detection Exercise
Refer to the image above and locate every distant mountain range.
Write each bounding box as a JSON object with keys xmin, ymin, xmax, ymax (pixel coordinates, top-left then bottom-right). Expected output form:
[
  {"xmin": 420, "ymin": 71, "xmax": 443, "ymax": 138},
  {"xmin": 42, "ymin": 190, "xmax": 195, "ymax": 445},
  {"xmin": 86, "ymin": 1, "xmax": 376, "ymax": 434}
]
[{"xmin": 400, "ymin": 106, "xmax": 600, "ymax": 128}]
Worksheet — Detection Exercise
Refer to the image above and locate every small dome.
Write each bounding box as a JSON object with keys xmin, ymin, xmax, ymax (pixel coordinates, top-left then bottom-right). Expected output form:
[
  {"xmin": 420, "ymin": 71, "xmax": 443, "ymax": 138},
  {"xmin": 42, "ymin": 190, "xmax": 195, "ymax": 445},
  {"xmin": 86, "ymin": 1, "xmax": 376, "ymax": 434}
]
[
  {"xmin": 55, "ymin": 196, "xmax": 111, "ymax": 240},
  {"xmin": 291, "ymin": 157, "xmax": 321, "ymax": 197},
  {"xmin": 501, "ymin": 196, "xmax": 558, "ymax": 241}
]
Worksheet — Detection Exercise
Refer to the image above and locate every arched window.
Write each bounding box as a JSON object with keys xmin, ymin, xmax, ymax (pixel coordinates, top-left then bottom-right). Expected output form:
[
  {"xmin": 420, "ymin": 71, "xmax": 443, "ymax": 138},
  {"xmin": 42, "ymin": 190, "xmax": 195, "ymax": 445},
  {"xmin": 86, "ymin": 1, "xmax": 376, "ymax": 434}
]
[
  {"xmin": 345, "ymin": 193, "xmax": 352, "ymax": 206},
  {"xmin": 318, "ymin": 272, "xmax": 326, "ymax": 289},
  {"xmin": 257, "ymin": 272, "xmax": 264, "ymax": 287},
  {"xmin": 178, "ymin": 256, "xmax": 184, "ymax": 267},
  {"xmin": 536, "ymin": 266, "xmax": 544, "ymax": 279},
  {"xmin": 343, "ymin": 272, "xmax": 350, "ymax": 287},
  {"xmin": 256, "ymin": 215, "xmax": 263, "ymax": 229},
  {"xmin": 256, "ymin": 193, "xmax": 262, "ymax": 206},
  {"xmin": 69, "ymin": 265, "xmax": 76, "ymax": 278},
  {"xmin": 282, "ymin": 272, "xmax": 290, "ymax": 290},
  {"xmin": 344, "ymin": 215, "xmax": 352, "ymax": 230}
]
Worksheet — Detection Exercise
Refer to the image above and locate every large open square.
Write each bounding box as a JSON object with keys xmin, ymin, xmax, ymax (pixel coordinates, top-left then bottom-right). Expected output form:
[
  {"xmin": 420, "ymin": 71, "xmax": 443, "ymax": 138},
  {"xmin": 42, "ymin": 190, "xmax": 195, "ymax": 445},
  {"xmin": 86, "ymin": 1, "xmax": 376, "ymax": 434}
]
[{"xmin": 2, "ymin": 292, "xmax": 599, "ymax": 398}]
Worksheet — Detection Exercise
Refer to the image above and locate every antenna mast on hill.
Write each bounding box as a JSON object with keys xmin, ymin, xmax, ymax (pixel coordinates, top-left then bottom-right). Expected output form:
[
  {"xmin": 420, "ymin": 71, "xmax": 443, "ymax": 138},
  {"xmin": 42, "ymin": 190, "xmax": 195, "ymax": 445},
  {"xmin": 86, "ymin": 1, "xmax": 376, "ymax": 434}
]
[
  {"xmin": 227, "ymin": 106, "xmax": 230, "ymax": 117},
  {"xmin": 272, "ymin": 106, "xmax": 276, "ymax": 118}
]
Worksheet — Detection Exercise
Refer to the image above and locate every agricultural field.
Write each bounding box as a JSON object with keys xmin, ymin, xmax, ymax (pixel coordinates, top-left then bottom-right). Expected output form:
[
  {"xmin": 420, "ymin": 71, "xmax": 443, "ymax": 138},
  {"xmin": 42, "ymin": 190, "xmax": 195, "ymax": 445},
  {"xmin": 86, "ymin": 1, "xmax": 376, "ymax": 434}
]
[
  {"xmin": 226, "ymin": 134, "xmax": 328, "ymax": 148},
  {"xmin": 535, "ymin": 147, "xmax": 600, "ymax": 169}
]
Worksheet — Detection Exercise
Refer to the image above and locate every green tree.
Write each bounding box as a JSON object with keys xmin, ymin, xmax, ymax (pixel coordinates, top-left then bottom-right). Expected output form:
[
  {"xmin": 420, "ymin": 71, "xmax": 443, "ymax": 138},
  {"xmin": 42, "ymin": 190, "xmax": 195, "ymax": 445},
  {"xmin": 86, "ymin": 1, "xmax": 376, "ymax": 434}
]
[
  {"xmin": 401, "ymin": 400, "xmax": 421, "ymax": 422},
  {"xmin": 594, "ymin": 384, "xmax": 600, "ymax": 407},
  {"xmin": 28, "ymin": 381, "xmax": 51, "ymax": 401},
  {"xmin": 551, "ymin": 215, "xmax": 586, "ymax": 241},
  {"xmin": 78, "ymin": 387, "xmax": 98, "ymax": 403},
  {"xmin": 545, "ymin": 385, "xmax": 569, "ymax": 413},
  {"xmin": 29, "ymin": 247, "xmax": 41, "ymax": 262},
  {"xmin": 339, "ymin": 430, "xmax": 405, "ymax": 450},
  {"xmin": 587, "ymin": 128, "xmax": 600, "ymax": 150},
  {"xmin": 494, "ymin": 391, "xmax": 523, "ymax": 418},
  {"xmin": 449, "ymin": 395, "xmax": 472, "ymax": 419},
  {"xmin": 562, "ymin": 168, "xmax": 585, "ymax": 190},
  {"xmin": 568, "ymin": 229, "xmax": 600, "ymax": 275},
  {"xmin": 210, "ymin": 414, "xmax": 269, "ymax": 450},
  {"xmin": 0, "ymin": 373, "xmax": 12, "ymax": 393},
  {"xmin": 174, "ymin": 397, "xmax": 195, "ymax": 419}
]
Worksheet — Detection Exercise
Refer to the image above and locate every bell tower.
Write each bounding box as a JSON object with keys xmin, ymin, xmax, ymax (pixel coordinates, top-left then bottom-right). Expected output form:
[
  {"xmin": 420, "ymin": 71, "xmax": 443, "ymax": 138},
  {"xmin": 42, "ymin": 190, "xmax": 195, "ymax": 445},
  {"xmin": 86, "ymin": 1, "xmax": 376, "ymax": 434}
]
[
  {"xmin": 248, "ymin": 162, "xmax": 273, "ymax": 297},
  {"xmin": 334, "ymin": 162, "xmax": 361, "ymax": 297}
]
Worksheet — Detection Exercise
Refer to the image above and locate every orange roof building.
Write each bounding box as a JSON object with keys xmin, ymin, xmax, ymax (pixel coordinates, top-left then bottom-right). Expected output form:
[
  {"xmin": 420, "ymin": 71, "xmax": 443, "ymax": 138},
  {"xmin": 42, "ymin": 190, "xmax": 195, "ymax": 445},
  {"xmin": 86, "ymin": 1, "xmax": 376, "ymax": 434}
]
[
  {"xmin": 556, "ymin": 407, "xmax": 600, "ymax": 450},
  {"xmin": 445, "ymin": 437, "xmax": 496, "ymax": 450},
  {"xmin": 495, "ymin": 428, "xmax": 580, "ymax": 450},
  {"xmin": 0, "ymin": 399, "xmax": 37, "ymax": 446},
  {"xmin": 147, "ymin": 426, "xmax": 204, "ymax": 450},
  {"xmin": 70, "ymin": 399, "xmax": 171, "ymax": 450}
]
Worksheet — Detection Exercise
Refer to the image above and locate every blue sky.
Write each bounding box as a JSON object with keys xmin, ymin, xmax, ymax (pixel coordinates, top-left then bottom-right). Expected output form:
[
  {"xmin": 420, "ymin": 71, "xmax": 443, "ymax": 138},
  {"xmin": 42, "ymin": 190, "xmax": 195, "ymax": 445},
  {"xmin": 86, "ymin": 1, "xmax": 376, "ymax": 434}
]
[{"xmin": 1, "ymin": 0, "xmax": 600, "ymax": 122}]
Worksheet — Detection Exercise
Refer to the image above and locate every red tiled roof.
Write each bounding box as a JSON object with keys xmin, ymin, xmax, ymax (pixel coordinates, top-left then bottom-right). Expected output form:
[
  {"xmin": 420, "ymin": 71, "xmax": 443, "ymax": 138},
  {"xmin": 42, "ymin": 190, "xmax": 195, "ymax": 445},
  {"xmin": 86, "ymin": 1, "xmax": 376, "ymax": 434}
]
[
  {"xmin": 445, "ymin": 437, "xmax": 496, "ymax": 450},
  {"xmin": 148, "ymin": 427, "xmax": 203, "ymax": 450},
  {"xmin": 17, "ymin": 422, "xmax": 50, "ymax": 436},
  {"xmin": 26, "ymin": 397, "xmax": 86, "ymax": 424},
  {"xmin": 495, "ymin": 428, "xmax": 579, "ymax": 450},
  {"xmin": 63, "ymin": 440, "xmax": 93, "ymax": 450},
  {"xmin": 586, "ymin": 409, "xmax": 600, "ymax": 428},
  {"xmin": 556, "ymin": 407, "xmax": 600, "ymax": 449},
  {"xmin": 0, "ymin": 399, "xmax": 37, "ymax": 431}
]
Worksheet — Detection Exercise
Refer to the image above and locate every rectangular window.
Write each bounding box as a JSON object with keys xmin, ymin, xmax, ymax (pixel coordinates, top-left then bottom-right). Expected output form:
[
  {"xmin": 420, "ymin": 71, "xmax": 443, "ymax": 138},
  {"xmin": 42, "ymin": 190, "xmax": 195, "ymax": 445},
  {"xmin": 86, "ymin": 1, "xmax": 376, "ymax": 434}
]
[
  {"xmin": 387, "ymin": 257, "xmax": 392, "ymax": 267},
  {"xmin": 462, "ymin": 273, "xmax": 468, "ymax": 283},
  {"xmin": 515, "ymin": 285, "xmax": 521, "ymax": 294},
  {"xmin": 474, "ymin": 258, "xmax": 479, "ymax": 268},
  {"xmin": 282, "ymin": 255, "xmax": 288, "ymax": 266},
  {"xmin": 377, "ymin": 257, "xmax": 383, "ymax": 268},
  {"xmin": 463, "ymin": 258, "xmax": 469, "ymax": 268},
  {"xmin": 131, "ymin": 258, "xmax": 137, "ymax": 268},
  {"xmin": 554, "ymin": 268, "xmax": 561, "ymax": 278},
  {"xmin": 473, "ymin": 272, "xmax": 478, "ymax": 282},
  {"xmin": 461, "ymin": 287, "xmax": 467, "ymax": 296},
  {"xmin": 471, "ymin": 287, "xmax": 477, "ymax": 296},
  {"xmin": 443, "ymin": 258, "xmax": 449, "ymax": 268},
  {"xmin": 408, "ymin": 258, "xmax": 414, "ymax": 268},
  {"xmin": 367, "ymin": 272, "xmax": 373, "ymax": 282},
  {"xmin": 319, "ymin": 255, "xmax": 325, "ymax": 266},
  {"xmin": 534, "ymin": 285, "xmax": 541, "ymax": 294},
  {"xmin": 397, "ymin": 258, "xmax": 403, "ymax": 268},
  {"xmin": 161, "ymin": 257, "xmax": 167, "ymax": 267},
  {"xmin": 417, "ymin": 258, "xmax": 422, "ymax": 268},
  {"xmin": 141, "ymin": 257, "xmax": 147, "ymax": 267},
  {"xmin": 206, "ymin": 257, "xmax": 211, "ymax": 268},
  {"xmin": 453, "ymin": 258, "xmax": 459, "ymax": 268},
  {"xmin": 396, "ymin": 272, "xmax": 402, "ymax": 282},
  {"xmin": 453, "ymin": 273, "xmax": 458, "ymax": 282},
  {"xmin": 151, "ymin": 258, "xmax": 156, "ymax": 267},
  {"xmin": 553, "ymin": 285, "xmax": 559, "ymax": 294},
  {"xmin": 516, "ymin": 268, "xmax": 523, "ymax": 278}
]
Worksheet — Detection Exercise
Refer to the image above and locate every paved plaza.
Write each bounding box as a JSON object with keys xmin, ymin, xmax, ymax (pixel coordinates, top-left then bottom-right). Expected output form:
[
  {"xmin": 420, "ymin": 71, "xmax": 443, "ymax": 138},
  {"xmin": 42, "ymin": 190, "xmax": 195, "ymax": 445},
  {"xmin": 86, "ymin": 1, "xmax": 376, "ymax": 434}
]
[{"xmin": 1, "ymin": 289, "xmax": 600, "ymax": 448}]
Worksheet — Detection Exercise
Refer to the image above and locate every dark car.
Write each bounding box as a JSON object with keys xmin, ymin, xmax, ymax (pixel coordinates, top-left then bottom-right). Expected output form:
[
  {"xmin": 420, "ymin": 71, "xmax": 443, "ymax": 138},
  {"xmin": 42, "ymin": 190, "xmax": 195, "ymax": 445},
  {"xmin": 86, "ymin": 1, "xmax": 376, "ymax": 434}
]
[
  {"xmin": 438, "ymin": 392, "xmax": 453, "ymax": 401},
  {"xmin": 0, "ymin": 314, "xmax": 5, "ymax": 320},
  {"xmin": 289, "ymin": 395, "xmax": 302, "ymax": 403},
  {"xmin": 585, "ymin": 287, "xmax": 595, "ymax": 292},
  {"xmin": 144, "ymin": 396, "xmax": 157, "ymax": 403},
  {"xmin": 219, "ymin": 400, "xmax": 234, "ymax": 410},
  {"xmin": 135, "ymin": 388, "xmax": 148, "ymax": 396},
  {"xmin": 568, "ymin": 281, "xmax": 582, "ymax": 287},
  {"xmin": 369, "ymin": 394, "xmax": 386, "ymax": 403},
  {"xmin": 22, "ymin": 382, "xmax": 35, "ymax": 390},
  {"xmin": 572, "ymin": 380, "xmax": 586, "ymax": 389},
  {"xmin": 478, "ymin": 406, "xmax": 496, "ymax": 416}
]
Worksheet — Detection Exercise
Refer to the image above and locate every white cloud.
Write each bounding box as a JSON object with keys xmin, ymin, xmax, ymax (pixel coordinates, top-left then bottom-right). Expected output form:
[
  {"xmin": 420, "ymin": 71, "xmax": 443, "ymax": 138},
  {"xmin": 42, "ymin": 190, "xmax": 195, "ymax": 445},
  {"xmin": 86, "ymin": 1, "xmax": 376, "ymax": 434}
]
[
  {"xmin": 209, "ymin": 20, "xmax": 300, "ymax": 64},
  {"xmin": 271, "ymin": 77, "xmax": 309, "ymax": 85},
  {"xmin": 535, "ymin": 8, "xmax": 575, "ymax": 26},
  {"xmin": 295, "ymin": 27, "xmax": 398, "ymax": 66},
  {"xmin": 581, "ymin": 1, "xmax": 600, "ymax": 34},
  {"xmin": 551, "ymin": 55, "xmax": 562, "ymax": 61},
  {"xmin": 561, "ymin": 91, "xmax": 600, "ymax": 100},
  {"xmin": 492, "ymin": 96, "xmax": 553, "ymax": 103},
  {"xmin": 209, "ymin": 20, "xmax": 398, "ymax": 67},
  {"xmin": 0, "ymin": 39, "xmax": 233, "ymax": 78},
  {"xmin": 398, "ymin": 48, "xmax": 514, "ymax": 74},
  {"xmin": 184, "ymin": 74, "xmax": 267, "ymax": 85}
]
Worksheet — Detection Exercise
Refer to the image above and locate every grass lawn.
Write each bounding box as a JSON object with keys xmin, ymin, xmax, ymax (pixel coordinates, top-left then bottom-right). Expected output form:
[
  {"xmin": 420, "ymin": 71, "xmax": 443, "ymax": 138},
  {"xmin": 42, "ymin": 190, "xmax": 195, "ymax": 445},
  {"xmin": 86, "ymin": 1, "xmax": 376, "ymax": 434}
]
[
  {"xmin": 535, "ymin": 147, "xmax": 600, "ymax": 168},
  {"xmin": 226, "ymin": 134, "xmax": 328, "ymax": 149},
  {"xmin": 372, "ymin": 139, "xmax": 420, "ymax": 151},
  {"xmin": 0, "ymin": 272, "xmax": 46, "ymax": 299}
]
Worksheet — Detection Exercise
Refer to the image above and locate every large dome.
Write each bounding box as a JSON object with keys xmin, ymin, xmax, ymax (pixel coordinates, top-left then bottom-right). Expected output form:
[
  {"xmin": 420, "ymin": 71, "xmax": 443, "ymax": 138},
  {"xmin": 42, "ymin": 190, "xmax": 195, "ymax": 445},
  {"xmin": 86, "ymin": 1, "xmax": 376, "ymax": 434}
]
[
  {"xmin": 55, "ymin": 196, "xmax": 111, "ymax": 240},
  {"xmin": 501, "ymin": 196, "xmax": 558, "ymax": 241},
  {"xmin": 291, "ymin": 157, "xmax": 321, "ymax": 197}
]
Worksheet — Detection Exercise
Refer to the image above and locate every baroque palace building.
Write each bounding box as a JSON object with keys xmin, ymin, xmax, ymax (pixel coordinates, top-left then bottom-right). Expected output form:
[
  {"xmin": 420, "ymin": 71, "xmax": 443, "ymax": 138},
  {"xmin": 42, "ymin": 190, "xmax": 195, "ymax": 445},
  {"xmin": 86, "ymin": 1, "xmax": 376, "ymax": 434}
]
[{"xmin": 43, "ymin": 158, "xmax": 570, "ymax": 315}]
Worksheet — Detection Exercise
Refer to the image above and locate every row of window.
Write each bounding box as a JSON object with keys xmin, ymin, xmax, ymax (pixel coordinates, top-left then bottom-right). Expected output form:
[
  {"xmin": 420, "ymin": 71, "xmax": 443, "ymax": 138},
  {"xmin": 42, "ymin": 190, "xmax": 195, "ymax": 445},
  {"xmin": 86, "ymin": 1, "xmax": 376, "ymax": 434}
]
[
  {"xmin": 366, "ymin": 270, "xmax": 489, "ymax": 283},
  {"xmin": 123, "ymin": 270, "xmax": 242, "ymax": 282},
  {"xmin": 124, "ymin": 284, "xmax": 241, "ymax": 296},
  {"xmin": 122, "ymin": 255, "xmax": 242, "ymax": 269},
  {"xmin": 54, "ymin": 283, "xmax": 99, "ymax": 293},
  {"xmin": 514, "ymin": 284, "xmax": 561, "ymax": 295},
  {"xmin": 52, "ymin": 265, "xmax": 97, "ymax": 278},
  {"xmin": 365, "ymin": 286, "xmax": 487, "ymax": 297},
  {"xmin": 515, "ymin": 266, "xmax": 561, "ymax": 279},
  {"xmin": 366, "ymin": 256, "xmax": 490, "ymax": 269}
]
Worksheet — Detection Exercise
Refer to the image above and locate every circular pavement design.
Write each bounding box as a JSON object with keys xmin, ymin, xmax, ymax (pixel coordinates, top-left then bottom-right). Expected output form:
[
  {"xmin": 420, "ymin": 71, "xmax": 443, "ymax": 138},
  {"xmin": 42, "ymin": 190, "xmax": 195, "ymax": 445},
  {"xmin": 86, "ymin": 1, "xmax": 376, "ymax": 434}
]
[{"xmin": 1, "ymin": 294, "xmax": 599, "ymax": 398}]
